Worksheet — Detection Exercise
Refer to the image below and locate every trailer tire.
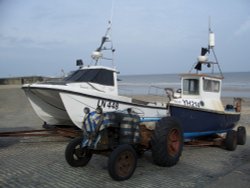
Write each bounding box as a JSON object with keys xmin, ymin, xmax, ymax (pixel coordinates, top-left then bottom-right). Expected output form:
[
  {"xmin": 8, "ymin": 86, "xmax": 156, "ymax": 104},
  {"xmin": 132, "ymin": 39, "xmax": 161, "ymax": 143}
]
[
  {"xmin": 237, "ymin": 126, "xmax": 246, "ymax": 145},
  {"xmin": 65, "ymin": 137, "xmax": 92, "ymax": 167},
  {"xmin": 108, "ymin": 144, "xmax": 137, "ymax": 181},
  {"xmin": 151, "ymin": 117, "xmax": 183, "ymax": 167},
  {"xmin": 225, "ymin": 130, "xmax": 237, "ymax": 151}
]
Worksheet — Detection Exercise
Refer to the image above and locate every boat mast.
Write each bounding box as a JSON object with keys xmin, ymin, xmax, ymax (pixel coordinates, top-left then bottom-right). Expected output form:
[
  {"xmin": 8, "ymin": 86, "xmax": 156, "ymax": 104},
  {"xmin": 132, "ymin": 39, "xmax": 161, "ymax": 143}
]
[
  {"xmin": 190, "ymin": 17, "xmax": 224, "ymax": 78},
  {"xmin": 208, "ymin": 17, "xmax": 223, "ymax": 78},
  {"xmin": 91, "ymin": 1, "xmax": 116, "ymax": 67}
]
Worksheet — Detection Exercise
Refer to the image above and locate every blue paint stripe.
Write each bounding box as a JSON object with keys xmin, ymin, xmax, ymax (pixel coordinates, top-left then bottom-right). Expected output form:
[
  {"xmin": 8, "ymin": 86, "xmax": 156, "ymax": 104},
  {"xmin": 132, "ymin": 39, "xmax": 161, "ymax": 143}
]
[
  {"xmin": 140, "ymin": 117, "xmax": 161, "ymax": 122},
  {"xmin": 184, "ymin": 129, "xmax": 231, "ymax": 139}
]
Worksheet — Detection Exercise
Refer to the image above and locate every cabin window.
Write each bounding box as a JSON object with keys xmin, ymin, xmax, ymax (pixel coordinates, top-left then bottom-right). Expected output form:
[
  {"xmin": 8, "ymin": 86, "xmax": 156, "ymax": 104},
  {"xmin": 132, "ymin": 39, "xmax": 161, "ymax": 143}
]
[
  {"xmin": 64, "ymin": 69, "xmax": 114, "ymax": 86},
  {"xmin": 183, "ymin": 79, "xmax": 199, "ymax": 95},
  {"xmin": 203, "ymin": 79, "xmax": 220, "ymax": 92}
]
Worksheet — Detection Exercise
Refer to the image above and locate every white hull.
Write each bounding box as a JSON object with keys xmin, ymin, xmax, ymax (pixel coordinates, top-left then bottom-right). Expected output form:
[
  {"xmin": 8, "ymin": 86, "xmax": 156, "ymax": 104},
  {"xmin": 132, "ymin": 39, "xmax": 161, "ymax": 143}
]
[
  {"xmin": 23, "ymin": 87, "xmax": 74, "ymax": 126},
  {"xmin": 23, "ymin": 85, "xmax": 167, "ymax": 129},
  {"xmin": 60, "ymin": 91, "xmax": 167, "ymax": 129}
]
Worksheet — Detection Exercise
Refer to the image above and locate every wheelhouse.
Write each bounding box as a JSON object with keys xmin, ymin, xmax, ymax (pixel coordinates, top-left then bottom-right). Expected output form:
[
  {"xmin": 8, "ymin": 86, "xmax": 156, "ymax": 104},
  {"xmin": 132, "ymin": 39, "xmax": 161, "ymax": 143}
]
[
  {"xmin": 177, "ymin": 74, "xmax": 224, "ymax": 111},
  {"xmin": 181, "ymin": 74, "xmax": 222, "ymax": 99},
  {"xmin": 63, "ymin": 66, "xmax": 118, "ymax": 95},
  {"xmin": 64, "ymin": 67, "xmax": 115, "ymax": 86}
]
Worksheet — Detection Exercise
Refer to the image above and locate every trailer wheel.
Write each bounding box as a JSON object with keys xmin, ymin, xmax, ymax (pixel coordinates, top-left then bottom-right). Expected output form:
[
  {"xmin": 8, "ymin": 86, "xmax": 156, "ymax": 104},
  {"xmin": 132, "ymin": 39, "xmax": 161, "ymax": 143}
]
[
  {"xmin": 108, "ymin": 144, "xmax": 137, "ymax": 181},
  {"xmin": 151, "ymin": 117, "xmax": 183, "ymax": 167},
  {"xmin": 237, "ymin": 126, "xmax": 246, "ymax": 145},
  {"xmin": 65, "ymin": 137, "xmax": 92, "ymax": 167},
  {"xmin": 225, "ymin": 130, "xmax": 237, "ymax": 151}
]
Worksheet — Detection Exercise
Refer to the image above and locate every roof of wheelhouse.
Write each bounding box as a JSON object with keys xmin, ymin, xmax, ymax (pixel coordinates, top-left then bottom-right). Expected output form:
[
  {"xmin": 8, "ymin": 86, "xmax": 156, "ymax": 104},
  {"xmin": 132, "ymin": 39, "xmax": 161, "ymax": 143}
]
[{"xmin": 180, "ymin": 73, "xmax": 223, "ymax": 80}]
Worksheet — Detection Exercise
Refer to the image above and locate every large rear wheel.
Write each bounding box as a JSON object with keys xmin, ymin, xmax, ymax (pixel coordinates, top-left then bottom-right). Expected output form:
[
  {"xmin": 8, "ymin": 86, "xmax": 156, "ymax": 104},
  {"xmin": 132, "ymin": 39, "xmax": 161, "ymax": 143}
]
[
  {"xmin": 65, "ymin": 137, "xmax": 92, "ymax": 167},
  {"xmin": 151, "ymin": 117, "xmax": 183, "ymax": 167}
]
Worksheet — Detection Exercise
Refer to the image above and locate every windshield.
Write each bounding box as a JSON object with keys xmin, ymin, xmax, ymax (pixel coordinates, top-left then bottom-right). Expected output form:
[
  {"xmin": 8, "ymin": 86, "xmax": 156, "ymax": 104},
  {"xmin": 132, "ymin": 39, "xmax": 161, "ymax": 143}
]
[
  {"xmin": 183, "ymin": 79, "xmax": 199, "ymax": 95},
  {"xmin": 203, "ymin": 79, "xmax": 220, "ymax": 92},
  {"xmin": 64, "ymin": 69, "xmax": 114, "ymax": 86}
]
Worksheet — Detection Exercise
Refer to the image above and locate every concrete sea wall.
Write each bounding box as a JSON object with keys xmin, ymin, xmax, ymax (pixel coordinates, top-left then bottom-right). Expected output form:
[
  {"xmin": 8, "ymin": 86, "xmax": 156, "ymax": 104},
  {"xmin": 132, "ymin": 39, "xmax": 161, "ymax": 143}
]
[{"xmin": 0, "ymin": 76, "xmax": 46, "ymax": 85}]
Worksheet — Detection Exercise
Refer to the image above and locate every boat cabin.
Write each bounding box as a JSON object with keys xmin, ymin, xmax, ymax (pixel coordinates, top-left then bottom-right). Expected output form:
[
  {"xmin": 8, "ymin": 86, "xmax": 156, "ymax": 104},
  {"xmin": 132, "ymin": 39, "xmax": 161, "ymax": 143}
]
[
  {"xmin": 182, "ymin": 74, "xmax": 222, "ymax": 98},
  {"xmin": 64, "ymin": 66, "xmax": 118, "ymax": 95},
  {"xmin": 172, "ymin": 74, "xmax": 225, "ymax": 111}
]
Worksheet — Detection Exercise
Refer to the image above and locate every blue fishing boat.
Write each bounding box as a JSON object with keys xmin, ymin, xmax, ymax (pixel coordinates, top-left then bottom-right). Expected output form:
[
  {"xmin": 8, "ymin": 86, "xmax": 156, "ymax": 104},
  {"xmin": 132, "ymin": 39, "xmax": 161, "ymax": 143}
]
[
  {"xmin": 167, "ymin": 26, "xmax": 246, "ymax": 150},
  {"xmin": 168, "ymin": 74, "xmax": 241, "ymax": 138}
]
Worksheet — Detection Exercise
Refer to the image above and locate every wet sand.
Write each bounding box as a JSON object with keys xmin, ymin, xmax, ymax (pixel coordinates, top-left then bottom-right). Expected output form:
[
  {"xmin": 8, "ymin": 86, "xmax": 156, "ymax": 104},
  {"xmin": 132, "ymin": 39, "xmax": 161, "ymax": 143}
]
[{"xmin": 0, "ymin": 85, "xmax": 43, "ymax": 131}]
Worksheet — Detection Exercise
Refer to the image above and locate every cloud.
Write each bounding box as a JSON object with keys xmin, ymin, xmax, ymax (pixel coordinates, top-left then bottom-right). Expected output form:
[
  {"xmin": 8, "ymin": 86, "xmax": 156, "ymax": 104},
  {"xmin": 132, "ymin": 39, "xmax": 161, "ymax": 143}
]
[
  {"xmin": 0, "ymin": 34, "xmax": 64, "ymax": 49},
  {"xmin": 235, "ymin": 16, "xmax": 250, "ymax": 36}
]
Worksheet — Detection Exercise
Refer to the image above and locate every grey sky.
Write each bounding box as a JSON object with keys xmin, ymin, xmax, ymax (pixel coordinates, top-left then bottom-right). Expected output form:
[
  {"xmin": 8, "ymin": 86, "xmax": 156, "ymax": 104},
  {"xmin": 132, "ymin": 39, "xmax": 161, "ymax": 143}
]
[{"xmin": 0, "ymin": 0, "xmax": 250, "ymax": 77}]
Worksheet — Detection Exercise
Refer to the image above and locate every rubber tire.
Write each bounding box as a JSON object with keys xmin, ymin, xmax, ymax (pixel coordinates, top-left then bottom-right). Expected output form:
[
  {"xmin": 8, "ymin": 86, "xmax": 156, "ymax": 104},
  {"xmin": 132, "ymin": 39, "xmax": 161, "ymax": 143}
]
[
  {"xmin": 108, "ymin": 144, "xmax": 137, "ymax": 181},
  {"xmin": 225, "ymin": 130, "xmax": 237, "ymax": 151},
  {"xmin": 237, "ymin": 126, "xmax": 246, "ymax": 145},
  {"xmin": 65, "ymin": 137, "xmax": 92, "ymax": 167},
  {"xmin": 151, "ymin": 117, "xmax": 183, "ymax": 167}
]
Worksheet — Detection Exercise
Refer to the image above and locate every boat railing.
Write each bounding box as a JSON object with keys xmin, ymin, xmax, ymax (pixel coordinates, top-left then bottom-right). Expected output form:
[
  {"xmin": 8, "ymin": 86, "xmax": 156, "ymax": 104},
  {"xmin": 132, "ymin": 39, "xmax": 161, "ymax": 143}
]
[
  {"xmin": 118, "ymin": 87, "xmax": 134, "ymax": 96},
  {"xmin": 147, "ymin": 85, "xmax": 169, "ymax": 103},
  {"xmin": 148, "ymin": 85, "xmax": 166, "ymax": 96}
]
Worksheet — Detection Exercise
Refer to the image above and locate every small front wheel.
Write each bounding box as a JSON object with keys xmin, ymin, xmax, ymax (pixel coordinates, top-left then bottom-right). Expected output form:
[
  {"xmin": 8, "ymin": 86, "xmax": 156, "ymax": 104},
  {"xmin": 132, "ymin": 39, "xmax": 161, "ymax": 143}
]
[
  {"xmin": 65, "ymin": 137, "xmax": 92, "ymax": 167},
  {"xmin": 108, "ymin": 144, "xmax": 137, "ymax": 181}
]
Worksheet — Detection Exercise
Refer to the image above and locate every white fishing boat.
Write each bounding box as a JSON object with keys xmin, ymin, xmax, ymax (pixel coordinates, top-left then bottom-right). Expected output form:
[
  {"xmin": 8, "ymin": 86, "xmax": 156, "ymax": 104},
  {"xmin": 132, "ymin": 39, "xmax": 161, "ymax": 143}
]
[{"xmin": 22, "ymin": 22, "xmax": 168, "ymax": 128}]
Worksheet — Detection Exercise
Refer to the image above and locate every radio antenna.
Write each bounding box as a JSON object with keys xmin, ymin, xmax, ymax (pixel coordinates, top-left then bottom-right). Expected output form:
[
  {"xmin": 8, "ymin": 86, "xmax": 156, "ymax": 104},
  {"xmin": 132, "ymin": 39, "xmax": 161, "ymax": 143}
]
[
  {"xmin": 110, "ymin": 0, "xmax": 115, "ymax": 24},
  {"xmin": 91, "ymin": 0, "xmax": 116, "ymax": 67},
  {"xmin": 208, "ymin": 16, "xmax": 212, "ymax": 33}
]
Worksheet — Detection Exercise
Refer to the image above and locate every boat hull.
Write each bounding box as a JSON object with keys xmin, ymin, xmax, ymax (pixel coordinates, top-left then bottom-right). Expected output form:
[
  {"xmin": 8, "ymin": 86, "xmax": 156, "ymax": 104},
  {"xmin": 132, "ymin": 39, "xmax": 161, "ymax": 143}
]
[
  {"xmin": 23, "ymin": 85, "xmax": 167, "ymax": 129},
  {"xmin": 60, "ymin": 91, "xmax": 167, "ymax": 129},
  {"xmin": 169, "ymin": 104, "xmax": 240, "ymax": 138},
  {"xmin": 22, "ymin": 87, "xmax": 74, "ymax": 126}
]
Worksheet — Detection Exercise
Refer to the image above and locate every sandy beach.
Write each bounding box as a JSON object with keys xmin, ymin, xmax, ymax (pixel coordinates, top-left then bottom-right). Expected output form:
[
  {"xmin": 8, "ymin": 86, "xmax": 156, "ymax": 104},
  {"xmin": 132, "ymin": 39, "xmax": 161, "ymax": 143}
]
[{"xmin": 0, "ymin": 85, "xmax": 250, "ymax": 187}]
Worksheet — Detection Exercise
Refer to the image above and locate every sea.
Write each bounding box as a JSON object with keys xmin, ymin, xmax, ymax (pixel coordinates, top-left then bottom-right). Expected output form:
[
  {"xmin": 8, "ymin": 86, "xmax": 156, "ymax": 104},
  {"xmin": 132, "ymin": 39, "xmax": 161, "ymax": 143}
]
[{"xmin": 118, "ymin": 72, "xmax": 250, "ymax": 98}]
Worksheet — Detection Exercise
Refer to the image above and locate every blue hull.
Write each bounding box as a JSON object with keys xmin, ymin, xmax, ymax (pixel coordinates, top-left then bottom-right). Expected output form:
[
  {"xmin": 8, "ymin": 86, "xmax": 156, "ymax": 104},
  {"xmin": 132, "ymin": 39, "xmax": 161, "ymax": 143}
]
[{"xmin": 169, "ymin": 104, "xmax": 240, "ymax": 139}]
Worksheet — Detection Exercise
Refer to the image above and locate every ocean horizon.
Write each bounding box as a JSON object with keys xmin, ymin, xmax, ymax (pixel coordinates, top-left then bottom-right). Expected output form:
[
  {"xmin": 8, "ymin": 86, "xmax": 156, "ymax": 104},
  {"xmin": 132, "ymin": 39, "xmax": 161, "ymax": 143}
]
[
  {"xmin": 118, "ymin": 72, "xmax": 250, "ymax": 98},
  {"xmin": 1, "ymin": 71, "xmax": 249, "ymax": 98}
]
